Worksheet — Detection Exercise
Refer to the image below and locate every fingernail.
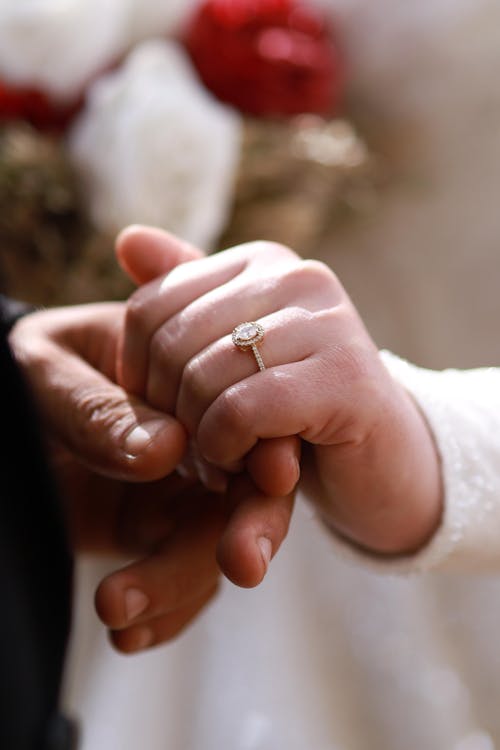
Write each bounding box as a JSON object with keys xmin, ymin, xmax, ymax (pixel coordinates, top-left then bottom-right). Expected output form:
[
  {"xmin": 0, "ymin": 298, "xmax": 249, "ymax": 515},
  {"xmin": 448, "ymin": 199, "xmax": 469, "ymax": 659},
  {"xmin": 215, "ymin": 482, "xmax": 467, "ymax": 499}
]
[
  {"xmin": 133, "ymin": 627, "xmax": 154, "ymax": 651},
  {"xmin": 124, "ymin": 420, "xmax": 166, "ymax": 458},
  {"xmin": 124, "ymin": 588, "xmax": 150, "ymax": 621},
  {"xmin": 258, "ymin": 537, "xmax": 273, "ymax": 572}
]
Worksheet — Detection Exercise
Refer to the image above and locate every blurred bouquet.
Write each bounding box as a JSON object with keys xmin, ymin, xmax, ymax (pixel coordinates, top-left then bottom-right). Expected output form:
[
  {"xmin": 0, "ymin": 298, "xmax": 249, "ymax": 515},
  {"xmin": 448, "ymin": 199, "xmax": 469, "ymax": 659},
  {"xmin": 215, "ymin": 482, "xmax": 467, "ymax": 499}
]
[{"xmin": 0, "ymin": 0, "xmax": 372, "ymax": 305}]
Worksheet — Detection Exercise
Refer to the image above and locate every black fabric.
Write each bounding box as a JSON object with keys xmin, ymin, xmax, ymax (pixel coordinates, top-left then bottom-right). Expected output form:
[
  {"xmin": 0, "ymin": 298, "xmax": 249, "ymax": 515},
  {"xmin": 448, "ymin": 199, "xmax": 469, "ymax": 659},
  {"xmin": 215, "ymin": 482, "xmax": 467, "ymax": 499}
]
[
  {"xmin": 0, "ymin": 298, "xmax": 74, "ymax": 749},
  {"xmin": 44, "ymin": 713, "xmax": 79, "ymax": 750},
  {"xmin": 0, "ymin": 294, "xmax": 37, "ymax": 335}
]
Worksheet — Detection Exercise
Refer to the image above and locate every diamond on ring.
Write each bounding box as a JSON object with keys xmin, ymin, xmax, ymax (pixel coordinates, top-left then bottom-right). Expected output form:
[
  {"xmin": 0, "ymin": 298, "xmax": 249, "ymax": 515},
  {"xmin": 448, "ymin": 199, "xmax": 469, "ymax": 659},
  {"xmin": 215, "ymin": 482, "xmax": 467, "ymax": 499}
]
[{"xmin": 232, "ymin": 322, "xmax": 266, "ymax": 371}]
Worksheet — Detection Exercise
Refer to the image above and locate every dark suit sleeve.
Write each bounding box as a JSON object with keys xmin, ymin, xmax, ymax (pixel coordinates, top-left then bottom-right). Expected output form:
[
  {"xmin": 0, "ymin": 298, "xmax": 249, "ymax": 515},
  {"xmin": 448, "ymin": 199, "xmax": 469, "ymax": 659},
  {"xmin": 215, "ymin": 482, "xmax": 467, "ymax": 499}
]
[
  {"xmin": 0, "ymin": 296, "xmax": 76, "ymax": 750},
  {"xmin": 0, "ymin": 293, "xmax": 37, "ymax": 335}
]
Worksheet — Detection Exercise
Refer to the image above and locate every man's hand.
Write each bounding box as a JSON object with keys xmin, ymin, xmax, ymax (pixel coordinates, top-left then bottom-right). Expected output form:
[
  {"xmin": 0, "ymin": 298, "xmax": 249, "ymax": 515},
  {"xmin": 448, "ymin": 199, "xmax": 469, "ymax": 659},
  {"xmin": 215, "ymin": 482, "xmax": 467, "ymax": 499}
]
[
  {"xmin": 56, "ymin": 453, "xmax": 227, "ymax": 652},
  {"xmin": 8, "ymin": 278, "xmax": 294, "ymax": 651},
  {"xmin": 9, "ymin": 302, "xmax": 187, "ymax": 482},
  {"xmin": 8, "ymin": 300, "xmax": 224, "ymax": 651}
]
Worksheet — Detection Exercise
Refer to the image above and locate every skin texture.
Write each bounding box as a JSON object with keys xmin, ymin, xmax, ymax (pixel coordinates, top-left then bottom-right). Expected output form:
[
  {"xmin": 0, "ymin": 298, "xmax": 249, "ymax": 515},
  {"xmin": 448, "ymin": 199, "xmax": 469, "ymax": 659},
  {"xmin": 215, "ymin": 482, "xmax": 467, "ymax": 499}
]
[
  {"xmin": 8, "ymin": 291, "xmax": 293, "ymax": 652},
  {"xmin": 117, "ymin": 226, "xmax": 443, "ymax": 558},
  {"xmin": 7, "ymin": 224, "xmax": 443, "ymax": 651}
]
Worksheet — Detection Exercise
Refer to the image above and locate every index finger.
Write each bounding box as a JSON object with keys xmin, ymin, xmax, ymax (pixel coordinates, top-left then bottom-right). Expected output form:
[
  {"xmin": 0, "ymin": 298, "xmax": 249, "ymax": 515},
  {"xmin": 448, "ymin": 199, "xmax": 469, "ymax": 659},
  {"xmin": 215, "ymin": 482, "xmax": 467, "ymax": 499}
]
[
  {"xmin": 116, "ymin": 225, "xmax": 203, "ymax": 285},
  {"xmin": 218, "ymin": 474, "xmax": 295, "ymax": 588}
]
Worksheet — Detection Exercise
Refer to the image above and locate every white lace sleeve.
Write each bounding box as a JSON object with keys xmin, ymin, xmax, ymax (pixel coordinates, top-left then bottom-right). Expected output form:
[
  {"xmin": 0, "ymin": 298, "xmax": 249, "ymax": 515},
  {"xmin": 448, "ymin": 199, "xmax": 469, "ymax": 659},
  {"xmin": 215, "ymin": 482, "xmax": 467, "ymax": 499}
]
[{"xmin": 324, "ymin": 351, "xmax": 500, "ymax": 574}]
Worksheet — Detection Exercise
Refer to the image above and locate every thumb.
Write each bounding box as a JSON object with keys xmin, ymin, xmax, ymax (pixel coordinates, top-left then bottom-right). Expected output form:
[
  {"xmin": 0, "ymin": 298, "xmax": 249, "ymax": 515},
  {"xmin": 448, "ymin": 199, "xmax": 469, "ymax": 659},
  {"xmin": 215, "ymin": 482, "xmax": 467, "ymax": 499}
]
[
  {"xmin": 50, "ymin": 346, "xmax": 186, "ymax": 481},
  {"xmin": 116, "ymin": 225, "xmax": 204, "ymax": 285},
  {"xmin": 10, "ymin": 304, "xmax": 187, "ymax": 481}
]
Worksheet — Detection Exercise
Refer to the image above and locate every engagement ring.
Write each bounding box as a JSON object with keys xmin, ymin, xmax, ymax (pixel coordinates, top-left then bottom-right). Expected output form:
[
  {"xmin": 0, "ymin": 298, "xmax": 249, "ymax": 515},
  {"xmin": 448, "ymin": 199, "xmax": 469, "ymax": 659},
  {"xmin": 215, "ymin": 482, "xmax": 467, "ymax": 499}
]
[{"xmin": 232, "ymin": 322, "xmax": 266, "ymax": 372}]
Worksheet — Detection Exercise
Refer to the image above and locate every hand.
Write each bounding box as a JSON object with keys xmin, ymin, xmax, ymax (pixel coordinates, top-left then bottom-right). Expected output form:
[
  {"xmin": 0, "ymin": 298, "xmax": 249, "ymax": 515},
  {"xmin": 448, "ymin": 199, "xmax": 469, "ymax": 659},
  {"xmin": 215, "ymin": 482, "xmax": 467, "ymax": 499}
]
[
  {"xmin": 118, "ymin": 228, "xmax": 443, "ymax": 556},
  {"xmin": 9, "ymin": 302, "xmax": 187, "ymax": 481},
  {"xmin": 8, "ymin": 242, "xmax": 293, "ymax": 658},
  {"xmin": 8, "ymin": 300, "xmax": 225, "ymax": 651},
  {"xmin": 58, "ymin": 454, "xmax": 226, "ymax": 653},
  {"xmin": 117, "ymin": 226, "xmax": 299, "ymax": 587}
]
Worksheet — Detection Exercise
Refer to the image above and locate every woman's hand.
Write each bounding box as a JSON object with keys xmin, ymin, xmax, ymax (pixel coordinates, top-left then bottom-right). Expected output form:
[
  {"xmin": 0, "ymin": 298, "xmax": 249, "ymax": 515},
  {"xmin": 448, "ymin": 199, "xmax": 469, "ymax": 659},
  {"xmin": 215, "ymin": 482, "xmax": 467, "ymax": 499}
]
[{"xmin": 118, "ymin": 227, "xmax": 443, "ymax": 557}]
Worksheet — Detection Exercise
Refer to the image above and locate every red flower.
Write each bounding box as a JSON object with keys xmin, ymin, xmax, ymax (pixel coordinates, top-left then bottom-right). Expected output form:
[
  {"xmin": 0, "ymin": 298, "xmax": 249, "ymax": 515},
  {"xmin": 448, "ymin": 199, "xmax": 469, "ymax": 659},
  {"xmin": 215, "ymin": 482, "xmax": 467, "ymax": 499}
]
[
  {"xmin": 0, "ymin": 80, "xmax": 82, "ymax": 133},
  {"xmin": 183, "ymin": 0, "xmax": 343, "ymax": 117}
]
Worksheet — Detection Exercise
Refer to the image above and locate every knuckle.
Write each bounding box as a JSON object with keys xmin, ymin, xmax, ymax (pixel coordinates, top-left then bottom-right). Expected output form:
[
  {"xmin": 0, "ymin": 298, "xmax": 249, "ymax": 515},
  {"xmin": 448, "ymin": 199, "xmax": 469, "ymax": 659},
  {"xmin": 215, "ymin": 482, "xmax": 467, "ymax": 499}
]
[
  {"xmin": 217, "ymin": 386, "xmax": 249, "ymax": 431},
  {"xmin": 71, "ymin": 386, "xmax": 133, "ymax": 439},
  {"xmin": 284, "ymin": 259, "xmax": 341, "ymax": 296},
  {"xmin": 328, "ymin": 340, "xmax": 375, "ymax": 387},
  {"xmin": 181, "ymin": 354, "xmax": 212, "ymax": 403},
  {"xmin": 8, "ymin": 330, "xmax": 46, "ymax": 373},
  {"xmin": 285, "ymin": 305, "xmax": 315, "ymax": 325},
  {"xmin": 64, "ymin": 387, "xmax": 135, "ymax": 469},
  {"xmin": 303, "ymin": 258, "xmax": 337, "ymax": 282},
  {"xmin": 149, "ymin": 318, "xmax": 183, "ymax": 371},
  {"xmin": 246, "ymin": 240, "xmax": 297, "ymax": 262},
  {"xmin": 75, "ymin": 388, "xmax": 121, "ymax": 424}
]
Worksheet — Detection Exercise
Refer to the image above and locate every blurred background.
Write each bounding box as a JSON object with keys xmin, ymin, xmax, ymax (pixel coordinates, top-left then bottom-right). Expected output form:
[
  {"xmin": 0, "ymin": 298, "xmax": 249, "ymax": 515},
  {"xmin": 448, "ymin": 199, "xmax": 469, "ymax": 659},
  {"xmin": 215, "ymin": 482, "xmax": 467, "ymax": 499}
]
[{"xmin": 2, "ymin": 2, "xmax": 500, "ymax": 749}]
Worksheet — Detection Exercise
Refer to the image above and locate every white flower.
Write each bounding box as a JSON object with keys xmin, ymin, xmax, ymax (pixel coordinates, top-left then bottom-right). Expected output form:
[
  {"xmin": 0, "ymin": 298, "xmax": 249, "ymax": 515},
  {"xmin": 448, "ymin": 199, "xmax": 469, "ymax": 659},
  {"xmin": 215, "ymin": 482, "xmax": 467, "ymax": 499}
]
[
  {"xmin": 0, "ymin": 0, "xmax": 130, "ymax": 101},
  {"xmin": 68, "ymin": 40, "xmax": 242, "ymax": 249}
]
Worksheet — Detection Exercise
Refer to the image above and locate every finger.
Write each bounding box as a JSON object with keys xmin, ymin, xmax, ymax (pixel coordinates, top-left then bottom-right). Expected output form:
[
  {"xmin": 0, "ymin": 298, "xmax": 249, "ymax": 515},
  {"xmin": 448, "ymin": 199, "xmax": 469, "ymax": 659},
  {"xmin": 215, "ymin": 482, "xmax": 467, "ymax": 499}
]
[
  {"xmin": 55, "ymin": 460, "xmax": 181, "ymax": 555},
  {"xmin": 72, "ymin": 487, "xmax": 177, "ymax": 557},
  {"xmin": 187, "ymin": 439, "xmax": 229, "ymax": 493},
  {"xmin": 10, "ymin": 304, "xmax": 188, "ymax": 481},
  {"xmin": 217, "ymin": 474, "xmax": 295, "ymax": 588},
  {"xmin": 144, "ymin": 259, "xmax": 335, "ymax": 412},
  {"xmin": 115, "ymin": 225, "xmax": 203, "ymax": 285},
  {"xmin": 118, "ymin": 251, "xmax": 248, "ymax": 395},
  {"xmin": 111, "ymin": 475, "xmax": 190, "ymax": 555},
  {"xmin": 198, "ymin": 311, "xmax": 382, "ymax": 470},
  {"xmin": 95, "ymin": 504, "xmax": 225, "ymax": 630},
  {"xmin": 198, "ymin": 355, "xmax": 341, "ymax": 468},
  {"xmin": 175, "ymin": 307, "xmax": 317, "ymax": 435},
  {"xmin": 34, "ymin": 338, "xmax": 187, "ymax": 481},
  {"xmin": 118, "ymin": 241, "xmax": 296, "ymax": 398},
  {"xmin": 110, "ymin": 583, "xmax": 219, "ymax": 653},
  {"xmin": 246, "ymin": 436, "xmax": 301, "ymax": 497}
]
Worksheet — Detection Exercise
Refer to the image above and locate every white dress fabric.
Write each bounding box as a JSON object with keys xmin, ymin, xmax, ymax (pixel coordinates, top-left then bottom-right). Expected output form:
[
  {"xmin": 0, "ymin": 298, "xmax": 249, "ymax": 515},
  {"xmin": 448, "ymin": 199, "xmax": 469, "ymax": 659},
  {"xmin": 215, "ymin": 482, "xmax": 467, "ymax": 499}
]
[{"xmin": 64, "ymin": 357, "xmax": 500, "ymax": 750}]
